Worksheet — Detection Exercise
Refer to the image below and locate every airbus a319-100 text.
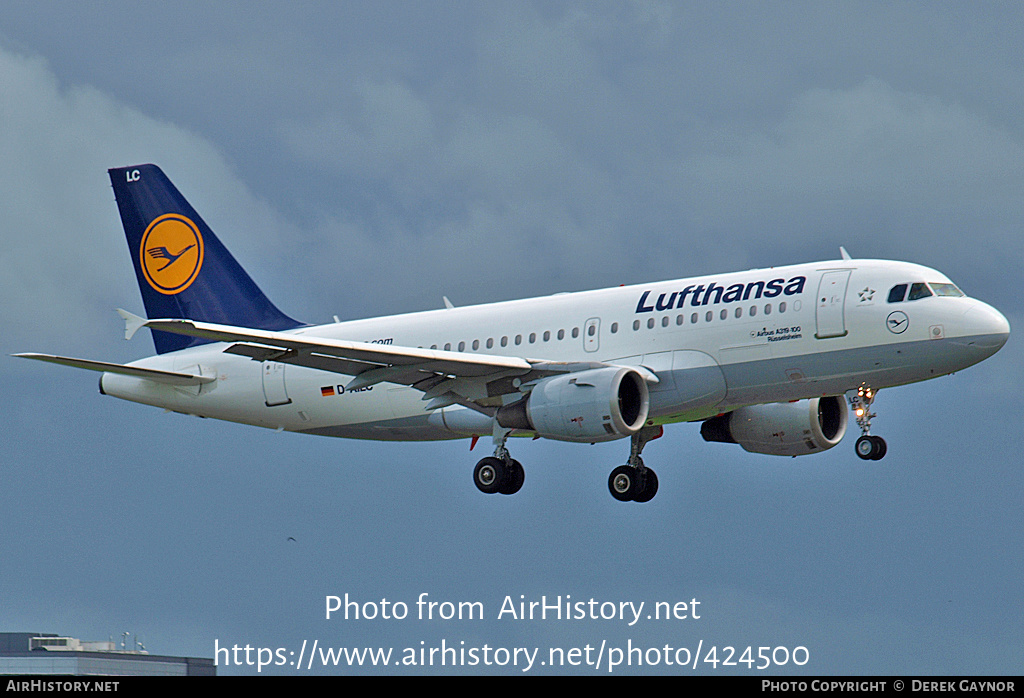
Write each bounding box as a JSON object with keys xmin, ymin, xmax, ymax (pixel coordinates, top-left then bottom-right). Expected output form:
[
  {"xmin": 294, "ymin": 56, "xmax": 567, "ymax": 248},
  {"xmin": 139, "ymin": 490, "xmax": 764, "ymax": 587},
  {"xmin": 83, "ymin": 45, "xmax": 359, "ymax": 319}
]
[{"xmin": 17, "ymin": 165, "xmax": 1010, "ymax": 503}]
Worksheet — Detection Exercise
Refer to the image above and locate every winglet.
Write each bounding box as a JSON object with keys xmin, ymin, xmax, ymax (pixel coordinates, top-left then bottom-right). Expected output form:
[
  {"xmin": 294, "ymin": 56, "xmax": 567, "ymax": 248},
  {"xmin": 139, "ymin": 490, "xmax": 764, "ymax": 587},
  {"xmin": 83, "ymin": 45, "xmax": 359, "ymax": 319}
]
[
  {"xmin": 443, "ymin": 296, "xmax": 455, "ymax": 309},
  {"xmin": 117, "ymin": 308, "xmax": 147, "ymax": 340},
  {"xmin": 840, "ymin": 246, "xmax": 852, "ymax": 261}
]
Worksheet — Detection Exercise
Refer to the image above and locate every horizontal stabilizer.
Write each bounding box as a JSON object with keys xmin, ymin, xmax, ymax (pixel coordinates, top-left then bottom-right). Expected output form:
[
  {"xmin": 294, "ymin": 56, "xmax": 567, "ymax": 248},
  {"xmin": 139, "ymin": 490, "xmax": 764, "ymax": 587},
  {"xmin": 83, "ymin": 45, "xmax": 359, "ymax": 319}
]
[{"xmin": 13, "ymin": 353, "xmax": 215, "ymax": 386}]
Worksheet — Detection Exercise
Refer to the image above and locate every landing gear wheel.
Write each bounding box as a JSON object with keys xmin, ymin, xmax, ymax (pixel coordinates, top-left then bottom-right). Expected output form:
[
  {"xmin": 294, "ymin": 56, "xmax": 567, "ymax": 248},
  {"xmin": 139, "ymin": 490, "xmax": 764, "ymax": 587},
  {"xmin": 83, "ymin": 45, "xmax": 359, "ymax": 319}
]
[
  {"xmin": 869, "ymin": 435, "xmax": 887, "ymax": 460},
  {"xmin": 609, "ymin": 465, "xmax": 642, "ymax": 502},
  {"xmin": 633, "ymin": 467, "xmax": 659, "ymax": 503},
  {"xmin": 855, "ymin": 435, "xmax": 887, "ymax": 461},
  {"xmin": 855, "ymin": 435, "xmax": 874, "ymax": 460},
  {"xmin": 499, "ymin": 459, "xmax": 525, "ymax": 495},
  {"xmin": 474, "ymin": 457, "xmax": 507, "ymax": 494}
]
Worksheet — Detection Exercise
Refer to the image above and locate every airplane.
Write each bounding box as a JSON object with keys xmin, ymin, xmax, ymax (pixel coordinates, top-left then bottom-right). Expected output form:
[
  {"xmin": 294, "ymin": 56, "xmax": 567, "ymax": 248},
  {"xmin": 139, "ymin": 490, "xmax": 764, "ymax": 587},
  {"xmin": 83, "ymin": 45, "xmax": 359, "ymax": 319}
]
[{"xmin": 16, "ymin": 164, "xmax": 1010, "ymax": 503}]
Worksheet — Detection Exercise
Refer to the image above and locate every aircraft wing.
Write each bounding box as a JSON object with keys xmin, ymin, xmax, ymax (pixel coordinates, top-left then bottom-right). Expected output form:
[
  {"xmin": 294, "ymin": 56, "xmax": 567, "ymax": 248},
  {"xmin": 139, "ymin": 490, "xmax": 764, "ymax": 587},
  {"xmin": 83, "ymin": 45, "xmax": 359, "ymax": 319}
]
[
  {"xmin": 143, "ymin": 318, "xmax": 650, "ymax": 413},
  {"xmin": 13, "ymin": 353, "xmax": 216, "ymax": 386}
]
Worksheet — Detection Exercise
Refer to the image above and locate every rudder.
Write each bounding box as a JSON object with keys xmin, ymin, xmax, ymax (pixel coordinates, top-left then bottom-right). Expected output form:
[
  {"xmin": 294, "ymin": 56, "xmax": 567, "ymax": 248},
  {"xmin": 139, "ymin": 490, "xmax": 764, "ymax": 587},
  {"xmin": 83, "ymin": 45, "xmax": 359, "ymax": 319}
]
[{"xmin": 108, "ymin": 164, "xmax": 300, "ymax": 354}]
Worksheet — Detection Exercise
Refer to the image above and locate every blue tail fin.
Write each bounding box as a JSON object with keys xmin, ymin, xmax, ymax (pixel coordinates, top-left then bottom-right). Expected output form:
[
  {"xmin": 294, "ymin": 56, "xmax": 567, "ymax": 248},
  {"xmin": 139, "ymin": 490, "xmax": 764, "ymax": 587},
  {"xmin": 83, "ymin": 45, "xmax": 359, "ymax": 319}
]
[{"xmin": 109, "ymin": 164, "xmax": 301, "ymax": 354}]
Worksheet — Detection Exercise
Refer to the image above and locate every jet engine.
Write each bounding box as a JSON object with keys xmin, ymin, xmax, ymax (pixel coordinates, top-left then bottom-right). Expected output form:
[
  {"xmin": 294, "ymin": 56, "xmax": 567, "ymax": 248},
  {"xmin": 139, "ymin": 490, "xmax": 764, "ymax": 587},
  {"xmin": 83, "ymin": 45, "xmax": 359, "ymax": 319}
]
[
  {"xmin": 700, "ymin": 396, "xmax": 847, "ymax": 456},
  {"xmin": 496, "ymin": 366, "xmax": 649, "ymax": 443}
]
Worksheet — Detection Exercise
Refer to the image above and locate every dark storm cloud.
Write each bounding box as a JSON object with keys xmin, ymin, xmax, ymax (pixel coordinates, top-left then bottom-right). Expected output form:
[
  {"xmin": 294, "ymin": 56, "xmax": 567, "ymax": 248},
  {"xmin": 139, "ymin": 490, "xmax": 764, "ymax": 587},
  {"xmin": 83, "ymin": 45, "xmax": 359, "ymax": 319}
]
[{"xmin": 1, "ymin": 1, "xmax": 1021, "ymax": 674}]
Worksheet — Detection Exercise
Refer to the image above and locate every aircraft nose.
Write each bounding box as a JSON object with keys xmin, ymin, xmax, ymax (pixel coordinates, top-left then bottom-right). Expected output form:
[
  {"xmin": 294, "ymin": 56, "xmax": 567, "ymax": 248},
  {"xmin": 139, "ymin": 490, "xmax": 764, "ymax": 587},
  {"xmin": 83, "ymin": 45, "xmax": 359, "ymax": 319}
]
[{"xmin": 960, "ymin": 301, "xmax": 1010, "ymax": 352}]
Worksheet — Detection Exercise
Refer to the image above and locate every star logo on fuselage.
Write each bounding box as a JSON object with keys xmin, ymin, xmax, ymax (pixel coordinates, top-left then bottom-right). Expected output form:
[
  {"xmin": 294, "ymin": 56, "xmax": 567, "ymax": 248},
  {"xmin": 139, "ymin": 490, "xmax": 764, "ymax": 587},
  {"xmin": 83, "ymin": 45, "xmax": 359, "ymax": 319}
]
[{"xmin": 858, "ymin": 287, "xmax": 875, "ymax": 303}]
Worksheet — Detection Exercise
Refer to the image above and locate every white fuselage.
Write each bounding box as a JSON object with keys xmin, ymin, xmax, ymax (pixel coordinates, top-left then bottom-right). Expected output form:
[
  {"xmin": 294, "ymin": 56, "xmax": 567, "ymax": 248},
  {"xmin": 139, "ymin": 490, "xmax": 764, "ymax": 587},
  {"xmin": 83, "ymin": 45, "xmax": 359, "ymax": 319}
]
[{"xmin": 100, "ymin": 258, "xmax": 1009, "ymax": 442}]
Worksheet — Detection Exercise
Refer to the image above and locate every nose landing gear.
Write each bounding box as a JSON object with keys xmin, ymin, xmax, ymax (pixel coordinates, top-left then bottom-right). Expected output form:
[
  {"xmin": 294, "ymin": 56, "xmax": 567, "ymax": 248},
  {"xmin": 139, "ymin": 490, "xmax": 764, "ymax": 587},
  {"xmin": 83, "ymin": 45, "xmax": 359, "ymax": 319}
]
[{"xmin": 849, "ymin": 385, "xmax": 887, "ymax": 460}]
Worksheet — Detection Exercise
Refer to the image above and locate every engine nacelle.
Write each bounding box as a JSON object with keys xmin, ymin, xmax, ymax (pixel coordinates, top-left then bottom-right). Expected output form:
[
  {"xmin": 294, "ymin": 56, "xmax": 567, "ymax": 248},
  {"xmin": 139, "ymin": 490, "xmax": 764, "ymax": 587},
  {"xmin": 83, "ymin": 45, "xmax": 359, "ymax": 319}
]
[
  {"xmin": 700, "ymin": 396, "xmax": 848, "ymax": 456},
  {"xmin": 497, "ymin": 367, "xmax": 650, "ymax": 443}
]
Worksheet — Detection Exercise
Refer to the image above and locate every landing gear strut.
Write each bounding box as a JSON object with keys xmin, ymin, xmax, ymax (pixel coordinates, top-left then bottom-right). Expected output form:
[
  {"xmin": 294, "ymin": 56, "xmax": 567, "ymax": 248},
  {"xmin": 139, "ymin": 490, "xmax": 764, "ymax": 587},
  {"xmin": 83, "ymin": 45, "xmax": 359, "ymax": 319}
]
[
  {"xmin": 608, "ymin": 425, "xmax": 662, "ymax": 502},
  {"xmin": 473, "ymin": 425, "xmax": 524, "ymax": 495},
  {"xmin": 848, "ymin": 384, "xmax": 887, "ymax": 460}
]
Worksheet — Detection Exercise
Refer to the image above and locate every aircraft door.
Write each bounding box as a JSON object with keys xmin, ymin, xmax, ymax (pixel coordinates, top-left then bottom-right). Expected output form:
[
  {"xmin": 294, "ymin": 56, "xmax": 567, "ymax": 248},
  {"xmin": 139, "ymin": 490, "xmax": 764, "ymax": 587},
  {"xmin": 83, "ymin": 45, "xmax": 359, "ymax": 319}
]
[
  {"xmin": 584, "ymin": 317, "xmax": 600, "ymax": 353},
  {"xmin": 262, "ymin": 362, "xmax": 292, "ymax": 406},
  {"xmin": 815, "ymin": 270, "xmax": 851, "ymax": 339}
]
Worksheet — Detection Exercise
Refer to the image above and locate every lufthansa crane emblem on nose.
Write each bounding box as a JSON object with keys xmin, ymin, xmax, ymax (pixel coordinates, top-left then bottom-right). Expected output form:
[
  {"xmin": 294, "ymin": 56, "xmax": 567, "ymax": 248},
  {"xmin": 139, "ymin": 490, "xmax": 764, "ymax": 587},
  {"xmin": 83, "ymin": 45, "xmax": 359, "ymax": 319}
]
[{"xmin": 886, "ymin": 311, "xmax": 909, "ymax": 334}]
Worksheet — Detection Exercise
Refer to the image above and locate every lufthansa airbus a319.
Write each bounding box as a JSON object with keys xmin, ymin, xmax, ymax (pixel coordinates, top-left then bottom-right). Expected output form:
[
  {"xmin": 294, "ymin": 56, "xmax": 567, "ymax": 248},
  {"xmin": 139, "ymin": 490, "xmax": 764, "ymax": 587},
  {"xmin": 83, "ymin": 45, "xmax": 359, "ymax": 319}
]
[{"xmin": 17, "ymin": 165, "xmax": 1010, "ymax": 503}]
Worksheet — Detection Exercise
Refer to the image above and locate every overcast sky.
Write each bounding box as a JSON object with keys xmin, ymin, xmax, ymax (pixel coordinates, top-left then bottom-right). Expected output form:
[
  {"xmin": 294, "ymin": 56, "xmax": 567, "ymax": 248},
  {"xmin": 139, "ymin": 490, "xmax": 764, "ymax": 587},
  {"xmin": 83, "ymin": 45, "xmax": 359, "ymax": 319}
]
[{"xmin": 1, "ymin": 1, "xmax": 1021, "ymax": 675}]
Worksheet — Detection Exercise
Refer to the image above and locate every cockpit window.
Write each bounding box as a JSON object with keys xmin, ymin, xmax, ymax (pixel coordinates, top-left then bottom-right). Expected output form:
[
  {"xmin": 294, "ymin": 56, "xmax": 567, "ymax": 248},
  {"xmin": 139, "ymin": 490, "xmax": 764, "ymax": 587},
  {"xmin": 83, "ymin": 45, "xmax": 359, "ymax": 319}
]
[
  {"xmin": 887, "ymin": 284, "xmax": 908, "ymax": 303},
  {"xmin": 928, "ymin": 282, "xmax": 964, "ymax": 297},
  {"xmin": 889, "ymin": 281, "xmax": 957, "ymax": 302},
  {"xmin": 908, "ymin": 282, "xmax": 933, "ymax": 301}
]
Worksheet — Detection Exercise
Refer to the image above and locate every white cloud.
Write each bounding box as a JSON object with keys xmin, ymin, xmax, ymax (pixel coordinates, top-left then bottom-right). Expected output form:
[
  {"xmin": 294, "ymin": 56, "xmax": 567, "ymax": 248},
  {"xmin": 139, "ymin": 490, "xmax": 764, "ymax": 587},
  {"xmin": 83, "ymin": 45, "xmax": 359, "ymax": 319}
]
[{"xmin": 0, "ymin": 46, "xmax": 291, "ymax": 353}]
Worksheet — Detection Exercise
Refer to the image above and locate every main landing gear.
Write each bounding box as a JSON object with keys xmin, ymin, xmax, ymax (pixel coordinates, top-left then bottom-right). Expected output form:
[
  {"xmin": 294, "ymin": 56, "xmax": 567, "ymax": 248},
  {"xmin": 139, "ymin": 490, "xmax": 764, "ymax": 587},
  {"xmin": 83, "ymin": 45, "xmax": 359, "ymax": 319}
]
[
  {"xmin": 473, "ymin": 426, "xmax": 524, "ymax": 496},
  {"xmin": 471, "ymin": 424, "xmax": 664, "ymax": 503},
  {"xmin": 608, "ymin": 425, "xmax": 662, "ymax": 503},
  {"xmin": 849, "ymin": 384, "xmax": 887, "ymax": 460},
  {"xmin": 473, "ymin": 456, "xmax": 525, "ymax": 495}
]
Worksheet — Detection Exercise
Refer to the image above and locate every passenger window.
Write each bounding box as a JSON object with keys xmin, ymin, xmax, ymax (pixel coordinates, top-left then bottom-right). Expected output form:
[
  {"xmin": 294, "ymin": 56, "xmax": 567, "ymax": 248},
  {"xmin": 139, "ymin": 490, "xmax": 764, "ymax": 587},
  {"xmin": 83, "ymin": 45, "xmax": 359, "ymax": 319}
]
[
  {"xmin": 888, "ymin": 284, "xmax": 908, "ymax": 303},
  {"xmin": 542, "ymin": 331, "xmax": 550, "ymax": 342},
  {"xmin": 633, "ymin": 320, "xmax": 640, "ymax": 331},
  {"xmin": 676, "ymin": 314, "xmax": 684, "ymax": 326},
  {"xmin": 472, "ymin": 339, "xmax": 479, "ymax": 350},
  {"xmin": 779, "ymin": 302, "xmax": 787, "ymax": 313},
  {"xmin": 572, "ymin": 327, "xmax": 580, "ymax": 338},
  {"xmin": 486, "ymin": 338, "xmax": 493, "ymax": 349},
  {"xmin": 764, "ymin": 304, "xmax": 771, "ymax": 315},
  {"xmin": 662, "ymin": 316, "xmax": 669, "ymax": 327},
  {"xmin": 610, "ymin": 322, "xmax": 618, "ymax": 333},
  {"xmin": 705, "ymin": 311, "xmax": 713, "ymax": 322},
  {"xmin": 647, "ymin": 318, "xmax": 655, "ymax": 329},
  {"xmin": 720, "ymin": 309, "xmax": 727, "ymax": 320},
  {"xmin": 444, "ymin": 343, "xmax": 451, "ymax": 351},
  {"xmin": 501, "ymin": 336, "xmax": 508, "ymax": 347},
  {"xmin": 529, "ymin": 333, "xmax": 536, "ymax": 343},
  {"xmin": 691, "ymin": 313, "xmax": 698, "ymax": 324},
  {"xmin": 908, "ymin": 282, "xmax": 933, "ymax": 301},
  {"xmin": 735, "ymin": 307, "xmax": 742, "ymax": 318},
  {"xmin": 557, "ymin": 329, "xmax": 565, "ymax": 340},
  {"xmin": 458, "ymin": 341, "xmax": 466, "ymax": 351},
  {"xmin": 515, "ymin": 334, "xmax": 522, "ymax": 345},
  {"xmin": 749, "ymin": 305, "xmax": 756, "ymax": 317}
]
